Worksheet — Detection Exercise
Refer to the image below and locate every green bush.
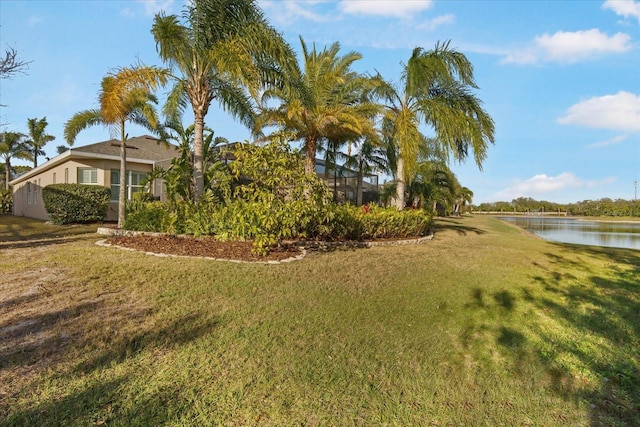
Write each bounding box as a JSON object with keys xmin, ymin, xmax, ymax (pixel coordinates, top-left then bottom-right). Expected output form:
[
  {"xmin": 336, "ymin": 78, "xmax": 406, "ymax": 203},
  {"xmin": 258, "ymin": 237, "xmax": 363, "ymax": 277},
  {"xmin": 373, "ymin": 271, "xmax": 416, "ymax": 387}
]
[
  {"xmin": 42, "ymin": 184, "xmax": 111, "ymax": 225},
  {"xmin": 0, "ymin": 189, "xmax": 12, "ymax": 214},
  {"xmin": 124, "ymin": 200, "xmax": 177, "ymax": 233},
  {"xmin": 123, "ymin": 140, "xmax": 432, "ymax": 256},
  {"xmin": 330, "ymin": 204, "xmax": 432, "ymax": 240}
]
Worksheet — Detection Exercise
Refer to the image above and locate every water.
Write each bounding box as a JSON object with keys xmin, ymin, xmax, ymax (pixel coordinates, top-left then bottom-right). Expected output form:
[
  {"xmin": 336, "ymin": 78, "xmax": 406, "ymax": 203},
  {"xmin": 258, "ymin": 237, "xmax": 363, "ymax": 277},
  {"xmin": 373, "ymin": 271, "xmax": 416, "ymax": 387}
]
[{"xmin": 498, "ymin": 216, "xmax": 640, "ymax": 250}]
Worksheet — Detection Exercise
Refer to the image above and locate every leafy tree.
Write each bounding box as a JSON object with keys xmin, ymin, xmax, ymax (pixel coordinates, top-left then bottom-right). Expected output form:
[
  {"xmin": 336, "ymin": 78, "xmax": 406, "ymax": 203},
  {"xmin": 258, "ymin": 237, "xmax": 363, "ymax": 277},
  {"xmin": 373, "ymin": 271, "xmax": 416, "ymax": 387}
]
[
  {"xmin": 255, "ymin": 37, "xmax": 379, "ymax": 176},
  {"xmin": 151, "ymin": 0, "xmax": 295, "ymax": 202},
  {"xmin": 0, "ymin": 131, "xmax": 30, "ymax": 190},
  {"xmin": 26, "ymin": 117, "xmax": 56, "ymax": 168},
  {"xmin": 64, "ymin": 66, "xmax": 167, "ymax": 227},
  {"xmin": 376, "ymin": 41, "xmax": 495, "ymax": 210}
]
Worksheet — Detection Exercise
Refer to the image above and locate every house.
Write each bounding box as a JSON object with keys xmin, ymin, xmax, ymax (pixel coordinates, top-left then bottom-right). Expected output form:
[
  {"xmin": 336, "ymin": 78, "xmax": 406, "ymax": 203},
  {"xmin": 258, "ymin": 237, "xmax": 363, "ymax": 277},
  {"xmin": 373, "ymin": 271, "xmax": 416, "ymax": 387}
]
[
  {"xmin": 10, "ymin": 135, "xmax": 179, "ymax": 221},
  {"xmin": 315, "ymin": 159, "xmax": 380, "ymax": 205}
]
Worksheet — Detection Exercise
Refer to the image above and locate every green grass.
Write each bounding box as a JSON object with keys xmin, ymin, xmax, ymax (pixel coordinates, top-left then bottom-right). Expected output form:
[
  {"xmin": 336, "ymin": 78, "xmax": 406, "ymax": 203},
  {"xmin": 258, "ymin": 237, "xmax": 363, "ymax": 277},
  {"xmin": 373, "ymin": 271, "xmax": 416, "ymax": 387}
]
[{"xmin": 1, "ymin": 214, "xmax": 638, "ymax": 426}]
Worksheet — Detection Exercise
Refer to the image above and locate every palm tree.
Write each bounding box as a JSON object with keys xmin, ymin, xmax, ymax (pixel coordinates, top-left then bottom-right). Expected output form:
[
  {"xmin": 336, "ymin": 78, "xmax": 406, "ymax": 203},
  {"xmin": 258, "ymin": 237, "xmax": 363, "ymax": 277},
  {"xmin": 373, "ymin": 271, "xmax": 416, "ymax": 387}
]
[
  {"xmin": 26, "ymin": 117, "xmax": 56, "ymax": 168},
  {"xmin": 162, "ymin": 120, "xmax": 228, "ymax": 202},
  {"xmin": 151, "ymin": 0, "xmax": 295, "ymax": 202},
  {"xmin": 255, "ymin": 37, "xmax": 380, "ymax": 176},
  {"xmin": 343, "ymin": 136, "xmax": 388, "ymax": 206},
  {"xmin": 0, "ymin": 131, "xmax": 30, "ymax": 190},
  {"xmin": 452, "ymin": 186, "xmax": 473, "ymax": 216},
  {"xmin": 64, "ymin": 66, "xmax": 167, "ymax": 227},
  {"xmin": 376, "ymin": 41, "xmax": 495, "ymax": 210},
  {"xmin": 408, "ymin": 161, "xmax": 459, "ymax": 213}
]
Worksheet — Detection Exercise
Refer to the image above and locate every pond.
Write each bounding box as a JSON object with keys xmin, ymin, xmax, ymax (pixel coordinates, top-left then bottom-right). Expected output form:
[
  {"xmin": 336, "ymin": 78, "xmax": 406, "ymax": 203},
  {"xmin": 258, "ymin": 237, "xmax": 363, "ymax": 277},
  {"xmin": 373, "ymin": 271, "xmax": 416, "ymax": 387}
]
[{"xmin": 498, "ymin": 216, "xmax": 640, "ymax": 250}]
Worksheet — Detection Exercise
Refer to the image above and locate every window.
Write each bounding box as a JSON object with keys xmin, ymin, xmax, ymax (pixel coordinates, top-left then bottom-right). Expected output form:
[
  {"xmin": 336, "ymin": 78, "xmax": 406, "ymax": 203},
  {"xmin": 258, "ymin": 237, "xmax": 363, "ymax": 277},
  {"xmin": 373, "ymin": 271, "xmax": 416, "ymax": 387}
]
[
  {"xmin": 78, "ymin": 167, "xmax": 98, "ymax": 184},
  {"xmin": 110, "ymin": 169, "xmax": 148, "ymax": 201},
  {"xmin": 53, "ymin": 172, "xmax": 56, "ymax": 184},
  {"xmin": 64, "ymin": 168, "xmax": 69, "ymax": 183},
  {"xmin": 33, "ymin": 180, "xmax": 39, "ymax": 205}
]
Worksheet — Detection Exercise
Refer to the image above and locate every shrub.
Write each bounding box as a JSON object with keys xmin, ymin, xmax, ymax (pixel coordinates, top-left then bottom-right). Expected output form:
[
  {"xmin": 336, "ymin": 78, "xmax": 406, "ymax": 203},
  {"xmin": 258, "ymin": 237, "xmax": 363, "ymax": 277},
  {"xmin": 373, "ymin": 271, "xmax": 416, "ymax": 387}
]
[
  {"xmin": 42, "ymin": 184, "xmax": 110, "ymax": 225},
  {"xmin": 0, "ymin": 189, "xmax": 12, "ymax": 214},
  {"xmin": 330, "ymin": 204, "xmax": 432, "ymax": 241},
  {"xmin": 125, "ymin": 200, "xmax": 177, "ymax": 233}
]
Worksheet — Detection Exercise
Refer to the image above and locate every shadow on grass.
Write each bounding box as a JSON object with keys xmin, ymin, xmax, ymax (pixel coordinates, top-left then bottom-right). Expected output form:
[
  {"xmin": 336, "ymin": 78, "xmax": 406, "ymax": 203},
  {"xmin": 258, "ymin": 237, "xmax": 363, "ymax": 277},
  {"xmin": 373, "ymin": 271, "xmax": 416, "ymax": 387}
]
[
  {"xmin": 1, "ymin": 294, "xmax": 221, "ymax": 425},
  {"xmin": 0, "ymin": 235, "xmax": 95, "ymax": 250},
  {"xmin": 433, "ymin": 216, "xmax": 485, "ymax": 236},
  {"xmin": 0, "ymin": 215, "xmax": 100, "ymax": 243},
  {"xmin": 465, "ymin": 243, "xmax": 639, "ymax": 425}
]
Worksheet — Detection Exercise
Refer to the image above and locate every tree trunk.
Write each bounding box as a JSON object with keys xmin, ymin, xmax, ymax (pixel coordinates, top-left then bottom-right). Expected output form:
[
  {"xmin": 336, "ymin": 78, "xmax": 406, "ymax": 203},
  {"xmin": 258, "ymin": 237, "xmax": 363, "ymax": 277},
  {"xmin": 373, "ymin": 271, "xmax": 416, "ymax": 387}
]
[
  {"xmin": 118, "ymin": 127, "xmax": 127, "ymax": 228},
  {"xmin": 304, "ymin": 136, "xmax": 317, "ymax": 176},
  {"xmin": 193, "ymin": 113, "xmax": 205, "ymax": 202},
  {"xmin": 356, "ymin": 160, "xmax": 364, "ymax": 206},
  {"xmin": 4, "ymin": 159, "xmax": 10, "ymax": 190},
  {"xmin": 395, "ymin": 156, "xmax": 405, "ymax": 211}
]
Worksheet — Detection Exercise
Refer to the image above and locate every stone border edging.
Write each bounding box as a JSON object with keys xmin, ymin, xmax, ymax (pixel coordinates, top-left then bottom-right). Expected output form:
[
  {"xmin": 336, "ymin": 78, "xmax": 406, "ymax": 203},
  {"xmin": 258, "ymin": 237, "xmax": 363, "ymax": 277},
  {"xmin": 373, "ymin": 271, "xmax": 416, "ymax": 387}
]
[
  {"xmin": 95, "ymin": 237, "xmax": 307, "ymax": 265},
  {"xmin": 96, "ymin": 227, "xmax": 434, "ymax": 263}
]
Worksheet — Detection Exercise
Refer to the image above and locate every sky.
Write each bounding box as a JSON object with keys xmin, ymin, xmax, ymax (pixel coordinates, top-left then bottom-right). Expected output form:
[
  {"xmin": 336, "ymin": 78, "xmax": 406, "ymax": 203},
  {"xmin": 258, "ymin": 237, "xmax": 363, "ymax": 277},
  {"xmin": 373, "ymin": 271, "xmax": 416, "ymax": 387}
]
[{"xmin": 1, "ymin": 0, "xmax": 639, "ymax": 204}]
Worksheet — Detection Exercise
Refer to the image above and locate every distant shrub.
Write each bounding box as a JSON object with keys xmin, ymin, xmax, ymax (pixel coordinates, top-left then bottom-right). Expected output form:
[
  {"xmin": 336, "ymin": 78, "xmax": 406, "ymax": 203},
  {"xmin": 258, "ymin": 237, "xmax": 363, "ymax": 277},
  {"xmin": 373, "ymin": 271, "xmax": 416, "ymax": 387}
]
[
  {"xmin": 42, "ymin": 184, "xmax": 110, "ymax": 225},
  {"xmin": 0, "ymin": 189, "xmax": 12, "ymax": 214}
]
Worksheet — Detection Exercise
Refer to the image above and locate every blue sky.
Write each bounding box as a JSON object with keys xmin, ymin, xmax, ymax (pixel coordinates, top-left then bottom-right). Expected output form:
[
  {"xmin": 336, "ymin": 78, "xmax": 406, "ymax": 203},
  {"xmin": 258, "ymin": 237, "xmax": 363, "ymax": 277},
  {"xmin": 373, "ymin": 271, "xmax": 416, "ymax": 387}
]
[{"xmin": 1, "ymin": 0, "xmax": 639, "ymax": 204}]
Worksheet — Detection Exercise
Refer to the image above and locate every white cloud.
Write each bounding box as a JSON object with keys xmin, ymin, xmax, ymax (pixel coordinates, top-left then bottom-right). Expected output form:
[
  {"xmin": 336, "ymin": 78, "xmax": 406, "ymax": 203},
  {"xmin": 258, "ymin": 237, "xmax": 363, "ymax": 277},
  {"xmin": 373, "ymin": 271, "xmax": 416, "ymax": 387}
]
[
  {"xmin": 603, "ymin": 0, "xmax": 640, "ymax": 23},
  {"xmin": 558, "ymin": 91, "xmax": 640, "ymax": 132},
  {"xmin": 588, "ymin": 134, "xmax": 628, "ymax": 148},
  {"xmin": 494, "ymin": 173, "xmax": 616, "ymax": 200},
  {"xmin": 137, "ymin": 0, "xmax": 175, "ymax": 17},
  {"xmin": 259, "ymin": 0, "xmax": 331, "ymax": 24},
  {"xmin": 339, "ymin": 0, "xmax": 433, "ymax": 18},
  {"xmin": 417, "ymin": 14, "xmax": 455, "ymax": 31},
  {"xmin": 503, "ymin": 29, "xmax": 632, "ymax": 64}
]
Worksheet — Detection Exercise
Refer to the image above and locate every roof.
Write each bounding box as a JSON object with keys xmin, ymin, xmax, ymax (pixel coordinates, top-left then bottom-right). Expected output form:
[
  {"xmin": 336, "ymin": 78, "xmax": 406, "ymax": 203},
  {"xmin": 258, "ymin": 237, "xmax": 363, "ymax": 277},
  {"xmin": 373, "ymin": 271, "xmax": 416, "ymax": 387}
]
[
  {"xmin": 10, "ymin": 135, "xmax": 179, "ymax": 186},
  {"xmin": 72, "ymin": 135, "xmax": 179, "ymax": 161}
]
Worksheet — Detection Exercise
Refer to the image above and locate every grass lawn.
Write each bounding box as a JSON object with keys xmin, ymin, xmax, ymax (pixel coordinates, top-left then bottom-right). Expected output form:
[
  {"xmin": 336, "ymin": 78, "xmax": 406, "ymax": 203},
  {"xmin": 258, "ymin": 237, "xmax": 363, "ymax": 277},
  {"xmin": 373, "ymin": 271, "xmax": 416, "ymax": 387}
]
[{"xmin": 1, "ymin": 214, "xmax": 638, "ymax": 426}]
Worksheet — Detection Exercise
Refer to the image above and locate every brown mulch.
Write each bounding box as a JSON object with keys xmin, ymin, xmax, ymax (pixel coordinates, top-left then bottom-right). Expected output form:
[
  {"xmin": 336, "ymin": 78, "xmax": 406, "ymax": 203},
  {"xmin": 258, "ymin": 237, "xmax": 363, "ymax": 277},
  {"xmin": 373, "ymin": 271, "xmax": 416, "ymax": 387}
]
[{"xmin": 104, "ymin": 235, "xmax": 303, "ymax": 262}]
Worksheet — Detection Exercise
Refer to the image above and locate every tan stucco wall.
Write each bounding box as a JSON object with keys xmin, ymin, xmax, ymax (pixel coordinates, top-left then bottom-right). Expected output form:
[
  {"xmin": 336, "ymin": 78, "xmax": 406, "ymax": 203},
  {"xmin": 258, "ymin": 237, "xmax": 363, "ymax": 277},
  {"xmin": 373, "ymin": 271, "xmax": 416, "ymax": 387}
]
[{"xmin": 12, "ymin": 159, "xmax": 154, "ymax": 222}]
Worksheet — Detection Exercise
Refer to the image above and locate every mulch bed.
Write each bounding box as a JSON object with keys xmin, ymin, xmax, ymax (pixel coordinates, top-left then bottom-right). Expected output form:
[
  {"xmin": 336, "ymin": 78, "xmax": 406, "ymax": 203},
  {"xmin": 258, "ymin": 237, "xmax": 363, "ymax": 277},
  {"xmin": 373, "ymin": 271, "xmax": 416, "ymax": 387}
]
[{"xmin": 104, "ymin": 235, "xmax": 303, "ymax": 262}]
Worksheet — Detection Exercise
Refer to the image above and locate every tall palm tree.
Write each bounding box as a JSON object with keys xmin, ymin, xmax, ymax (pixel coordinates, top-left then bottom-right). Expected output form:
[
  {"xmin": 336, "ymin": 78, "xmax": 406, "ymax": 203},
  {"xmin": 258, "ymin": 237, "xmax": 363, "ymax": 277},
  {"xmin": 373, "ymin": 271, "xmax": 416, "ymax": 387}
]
[
  {"xmin": 376, "ymin": 41, "xmax": 495, "ymax": 210},
  {"xmin": 0, "ymin": 131, "xmax": 30, "ymax": 190},
  {"xmin": 64, "ymin": 66, "xmax": 167, "ymax": 227},
  {"xmin": 151, "ymin": 0, "xmax": 295, "ymax": 202},
  {"xmin": 255, "ymin": 37, "xmax": 380, "ymax": 176},
  {"xmin": 26, "ymin": 117, "xmax": 56, "ymax": 168}
]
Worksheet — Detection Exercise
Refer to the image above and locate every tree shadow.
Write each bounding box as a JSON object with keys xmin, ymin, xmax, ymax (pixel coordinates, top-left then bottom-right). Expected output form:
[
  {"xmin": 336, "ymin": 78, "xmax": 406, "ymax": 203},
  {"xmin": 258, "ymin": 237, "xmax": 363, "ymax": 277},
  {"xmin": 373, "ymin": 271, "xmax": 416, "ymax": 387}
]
[
  {"xmin": 460, "ymin": 243, "xmax": 639, "ymax": 425},
  {"xmin": 433, "ymin": 217, "xmax": 485, "ymax": 236},
  {"xmin": 1, "ymin": 294, "xmax": 221, "ymax": 425},
  {"xmin": 0, "ymin": 235, "xmax": 94, "ymax": 250}
]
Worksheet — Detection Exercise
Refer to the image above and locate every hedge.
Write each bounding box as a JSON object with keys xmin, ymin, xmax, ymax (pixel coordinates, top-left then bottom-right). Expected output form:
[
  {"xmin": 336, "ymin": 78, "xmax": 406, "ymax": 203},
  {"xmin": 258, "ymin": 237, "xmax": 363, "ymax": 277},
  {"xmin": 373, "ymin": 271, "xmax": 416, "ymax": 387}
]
[
  {"xmin": 42, "ymin": 184, "xmax": 111, "ymax": 224},
  {"xmin": 0, "ymin": 189, "xmax": 12, "ymax": 214}
]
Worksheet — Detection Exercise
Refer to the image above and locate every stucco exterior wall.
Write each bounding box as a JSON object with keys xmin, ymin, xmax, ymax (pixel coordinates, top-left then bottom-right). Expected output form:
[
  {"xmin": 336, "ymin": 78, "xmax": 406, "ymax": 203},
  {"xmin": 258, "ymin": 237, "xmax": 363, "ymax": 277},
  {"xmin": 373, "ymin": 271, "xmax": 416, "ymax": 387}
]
[{"xmin": 12, "ymin": 159, "xmax": 154, "ymax": 222}]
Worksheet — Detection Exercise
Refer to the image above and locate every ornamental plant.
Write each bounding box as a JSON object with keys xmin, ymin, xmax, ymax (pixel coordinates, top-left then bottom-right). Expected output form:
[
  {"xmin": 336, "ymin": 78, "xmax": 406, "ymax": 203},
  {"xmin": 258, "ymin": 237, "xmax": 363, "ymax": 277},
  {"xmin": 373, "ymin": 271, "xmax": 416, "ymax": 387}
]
[{"xmin": 42, "ymin": 184, "xmax": 110, "ymax": 224}]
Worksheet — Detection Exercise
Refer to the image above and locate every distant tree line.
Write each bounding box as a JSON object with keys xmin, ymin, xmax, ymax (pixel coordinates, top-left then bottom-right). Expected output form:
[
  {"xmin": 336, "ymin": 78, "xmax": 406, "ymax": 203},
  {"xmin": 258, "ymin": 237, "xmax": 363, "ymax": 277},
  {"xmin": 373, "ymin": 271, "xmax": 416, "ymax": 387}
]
[{"xmin": 473, "ymin": 197, "xmax": 640, "ymax": 217}]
